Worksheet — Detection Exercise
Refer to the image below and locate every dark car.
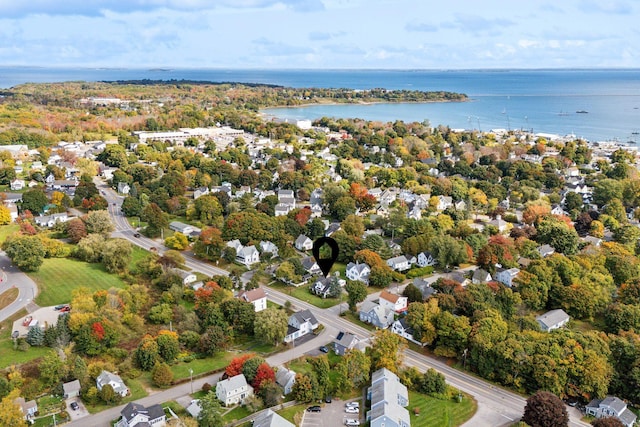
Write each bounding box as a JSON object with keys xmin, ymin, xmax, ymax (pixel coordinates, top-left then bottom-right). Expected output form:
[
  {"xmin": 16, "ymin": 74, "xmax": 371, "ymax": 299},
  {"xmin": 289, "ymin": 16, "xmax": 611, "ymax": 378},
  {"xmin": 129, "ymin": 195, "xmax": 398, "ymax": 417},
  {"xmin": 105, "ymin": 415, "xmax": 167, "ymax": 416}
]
[
  {"xmin": 70, "ymin": 402, "xmax": 79, "ymax": 410},
  {"xmin": 133, "ymin": 233, "xmax": 141, "ymax": 238},
  {"xmin": 324, "ymin": 396, "xmax": 332, "ymax": 403},
  {"xmin": 319, "ymin": 346, "xmax": 329, "ymax": 353},
  {"xmin": 54, "ymin": 304, "xmax": 65, "ymax": 310},
  {"xmin": 307, "ymin": 406, "xmax": 321, "ymax": 412}
]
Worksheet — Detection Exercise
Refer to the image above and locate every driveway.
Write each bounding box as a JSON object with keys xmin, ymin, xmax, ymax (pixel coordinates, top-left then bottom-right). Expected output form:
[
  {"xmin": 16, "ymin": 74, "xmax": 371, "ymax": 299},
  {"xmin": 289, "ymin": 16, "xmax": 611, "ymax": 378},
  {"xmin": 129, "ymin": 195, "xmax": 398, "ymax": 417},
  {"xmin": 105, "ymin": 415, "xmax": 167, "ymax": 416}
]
[
  {"xmin": 302, "ymin": 399, "xmax": 360, "ymax": 427},
  {"xmin": 66, "ymin": 398, "xmax": 89, "ymax": 421}
]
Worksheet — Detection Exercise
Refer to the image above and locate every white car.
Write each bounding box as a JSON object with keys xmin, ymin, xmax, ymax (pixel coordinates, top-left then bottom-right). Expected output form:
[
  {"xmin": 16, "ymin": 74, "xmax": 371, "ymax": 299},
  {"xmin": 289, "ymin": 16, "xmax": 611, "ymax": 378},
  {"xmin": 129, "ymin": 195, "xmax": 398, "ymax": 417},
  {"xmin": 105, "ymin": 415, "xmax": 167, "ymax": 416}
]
[
  {"xmin": 345, "ymin": 419, "xmax": 360, "ymax": 426},
  {"xmin": 345, "ymin": 401, "xmax": 359, "ymax": 408},
  {"xmin": 345, "ymin": 407, "xmax": 359, "ymax": 414}
]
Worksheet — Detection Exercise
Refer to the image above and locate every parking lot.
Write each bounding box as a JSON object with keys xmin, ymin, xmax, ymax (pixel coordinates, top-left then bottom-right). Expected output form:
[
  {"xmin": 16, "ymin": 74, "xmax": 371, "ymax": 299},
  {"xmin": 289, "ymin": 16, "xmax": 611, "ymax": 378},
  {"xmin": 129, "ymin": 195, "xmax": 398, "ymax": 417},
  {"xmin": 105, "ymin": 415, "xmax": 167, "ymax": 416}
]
[
  {"xmin": 65, "ymin": 398, "xmax": 89, "ymax": 421},
  {"xmin": 301, "ymin": 398, "xmax": 362, "ymax": 427}
]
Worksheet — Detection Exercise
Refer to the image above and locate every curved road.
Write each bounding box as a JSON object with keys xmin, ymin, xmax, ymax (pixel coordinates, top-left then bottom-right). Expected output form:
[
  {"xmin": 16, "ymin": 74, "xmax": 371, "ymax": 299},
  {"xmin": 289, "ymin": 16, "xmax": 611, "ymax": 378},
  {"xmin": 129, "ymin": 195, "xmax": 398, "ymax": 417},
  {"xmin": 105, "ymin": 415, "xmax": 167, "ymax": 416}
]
[
  {"xmin": 0, "ymin": 251, "xmax": 39, "ymax": 322},
  {"xmin": 95, "ymin": 179, "xmax": 588, "ymax": 427}
]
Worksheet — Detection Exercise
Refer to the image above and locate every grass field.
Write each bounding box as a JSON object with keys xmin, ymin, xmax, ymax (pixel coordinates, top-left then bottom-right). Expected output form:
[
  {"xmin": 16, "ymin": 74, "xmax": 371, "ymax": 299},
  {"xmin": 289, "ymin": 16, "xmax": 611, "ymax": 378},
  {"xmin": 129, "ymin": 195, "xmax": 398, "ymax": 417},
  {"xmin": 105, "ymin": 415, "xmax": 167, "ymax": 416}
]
[
  {"xmin": 29, "ymin": 258, "xmax": 126, "ymax": 306},
  {"xmin": 85, "ymin": 377, "xmax": 147, "ymax": 414},
  {"xmin": 171, "ymin": 353, "xmax": 234, "ymax": 380},
  {"xmin": 269, "ymin": 282, "xmax": 341, "ymax": 309},
  {"xmin": 128, "ymin": 245, "xmax": 150, "ymax": 274},
  {"xmin": 277, "ymin": 403, "xmax": 306, "ymax": 424},
  {"xmin": 0, "ymin": 287, "xmax": 19, "ymax": 311},
  {"xmin": 222, "ymin": 405, "xmax": 252, "ymax": 423},
  {"xmin": 0, "ymin": 224, "xmax": 19, "ymax": 244},
  {"xmin": 408, "ymin": 390, "xmax": 477, "ymax": 427},
  {"xmin": 0, "ymin": 310, "xmax": 51, "ymax": 369}
]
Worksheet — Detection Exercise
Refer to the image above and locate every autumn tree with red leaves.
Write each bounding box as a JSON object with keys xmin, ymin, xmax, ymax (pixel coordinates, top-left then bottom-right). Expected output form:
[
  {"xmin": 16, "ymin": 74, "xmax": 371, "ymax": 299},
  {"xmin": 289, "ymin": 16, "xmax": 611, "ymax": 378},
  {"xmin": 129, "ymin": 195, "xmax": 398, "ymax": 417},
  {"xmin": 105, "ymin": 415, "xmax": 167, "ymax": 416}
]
[
  {"xmin": 252, "ymin": 362, "xmax": 275, "ymax": 392},
  {"xmin": 225, "ymin": 354, "xmax": 255, "ymax": 377}
]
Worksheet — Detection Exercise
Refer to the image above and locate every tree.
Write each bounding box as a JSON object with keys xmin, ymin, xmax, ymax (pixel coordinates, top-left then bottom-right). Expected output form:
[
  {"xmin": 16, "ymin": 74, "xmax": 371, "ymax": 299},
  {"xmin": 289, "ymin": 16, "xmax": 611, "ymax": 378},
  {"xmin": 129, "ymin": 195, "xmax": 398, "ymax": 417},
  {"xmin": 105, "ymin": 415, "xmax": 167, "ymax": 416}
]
[
  {"xmin": 259, "ymin": 380, "xmax": 283, "ymax": 407},
  {"xmin": 156, "ymin": 330, "xmax": 180, "ymax": 363},
  {"xmin": 84, "ymin": 210, "xmax": 115, "ymax": 235},
  {"xmin": 275, "ymin": 261, "xmax": 301, "ymax": 285},
  {"xmin": 252, "ymin": 362, "xmax": 275, "ymax": 392},
  {"xmin": 345, "ymin": 280, "xmax": 368, "ymax": 311},
  {"xmin": 241, "ymin": 356, "xmax": 266, "ymax": 384},
  {"xmin": 165, "ymin": 232, "xmax": 189, "ymax": 250},
  {"xmin": 100, "ymin": 383, "xmax": 122, "ymax": 405},
  {"xmin": 39, "ymin": 351, "xmax": 65, "ymax": 387},
  {"xmin": 151, "ymin": 361, "xmax": 174, "ymax": 387},
  {"xmin": 341, "ymin": 214, "xmax": 365, "ymax": 237},
  {"xmin": 199, "ymin": 325, "xmax": 227, "ymax": 355},
  {"xmin": 193, "ymin": 227, "xmax": 225, "ymax": 261},
  {"xmin": 198, "ymin": 391, "xmax": 224, "ymax": 425},
  {"xmin": 536, "ymin": 218, "xmax": 579, "ymax": 255},
  {"xmin": 66, "ymin": 217, "xmax": 87, "ymax": 243},
  {"xmin": 403, "ymin": 283, "xmax": 423, "ymax": 303},
  {"xmin": 369, "ymin": 329, "xmax": 407, "ymax": 374},
  {"xmin": 292, "ymin": 373, "xmax": 314, "ymax": 403},
  {"xmin": 19, "ymin": 188, "xmax": 48, "ymax": 214},
  {"xmin": 0, "ymin": 389, "xmax": 28, "ymax": 427},
  {"xmin": 338, "ymin": 348, "xmax": 371, "ymax": 388},
  {"xmin": 142, "ymin": 202, "xmax": 168, "ymax": 237},
  {"xmin": 225, "ymin": 354, "xmax": 254, "ymax": 377},
  {"xmin": 522, "ymin": 391, "xmax": 568, "ymax": 427},
  {"xmin": 135, "ymin": 335, "xmax": 159, "ymax": 371},
  {"xmin": 3, "ymin": 235, "xmax": 45, "ymax": 271},
  {"xmin": 26, "ymin": 324, "xmax": 45, "ymax": 346},
  {"xmin": 254, "ymin": 308, "xmax": 288, "ymax": 345},
  {"xmin": 592, "ymin": 418, "xmax": 626, "ymax": 427},
  {"xmin": 101, "ymin": 238, "xmax": 132, "ymax": 273},
  {"xmin": 0, "ymin": 206, "xmax": 11, "ymax": 225}
]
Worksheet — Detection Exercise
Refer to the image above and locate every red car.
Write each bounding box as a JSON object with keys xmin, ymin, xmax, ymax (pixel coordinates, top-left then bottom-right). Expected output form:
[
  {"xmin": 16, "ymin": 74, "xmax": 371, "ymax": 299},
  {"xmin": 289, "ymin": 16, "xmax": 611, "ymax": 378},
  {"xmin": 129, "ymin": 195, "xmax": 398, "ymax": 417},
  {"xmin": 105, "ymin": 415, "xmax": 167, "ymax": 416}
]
[{"xmin": 59, "ymin": 306, "xmax": 71, "ymax": 313}]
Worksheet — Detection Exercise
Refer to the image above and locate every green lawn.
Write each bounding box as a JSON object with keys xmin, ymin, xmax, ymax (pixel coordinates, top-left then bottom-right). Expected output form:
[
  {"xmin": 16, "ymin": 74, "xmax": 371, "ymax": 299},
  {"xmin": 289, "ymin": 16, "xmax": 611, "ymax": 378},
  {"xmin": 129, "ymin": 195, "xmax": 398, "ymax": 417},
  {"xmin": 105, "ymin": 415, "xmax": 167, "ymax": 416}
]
[
  {"xmin": 0, "ymin": 224, "xmax": 19, "ymax": 244},
  {"xmin": 0, "ymin": 313, "xmax": 51, "ymax": 369},
  {"xmin": 408, "ymin": 390, "xmax": 477, "ymax": 427},
  {"xmin": 171, "ymin": 353, "xmax": 234, "ymax": 380},
  {"xmin": 128, "ymin": 245, "xmax": 150, "ymax": 273},
  {"xmin": 342, "ymin": 310, "xmax": 377, "ymax": 331},
  {"xmin": 268, "ymin": 282, "xmax": 341, "ymax": 309},
  {"xmin": 85, "ymin": 378, "xmax": 147, "ymax": 414},
  {"xmin": 222, "ymin": 405, "xmax": 252, "ymax": 423},
  {"xmin": 29, "ymin": 257, "xmax": 127, "ymax": 306}
]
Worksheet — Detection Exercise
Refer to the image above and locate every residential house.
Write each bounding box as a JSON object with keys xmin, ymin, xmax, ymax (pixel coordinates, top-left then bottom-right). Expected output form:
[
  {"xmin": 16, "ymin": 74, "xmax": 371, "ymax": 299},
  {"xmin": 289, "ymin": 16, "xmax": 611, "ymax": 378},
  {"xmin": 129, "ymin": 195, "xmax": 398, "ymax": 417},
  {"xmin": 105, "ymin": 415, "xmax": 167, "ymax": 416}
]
[
  {"xmin": 238, "ymin": 287, "xmax": 268, "ymax": 312},
  {"xmin": 301, "ymin": 256, "xmax": 321, "ymax": 276},
  {"xmin": 366, "ymin": 368, "xmax": 411, "ymax": 427},
  {"xmin": 169, "ymin": 221, "xmax": 196, "ymax": 236},
  {"xmin": 489, "ymin": 215, "xmax": 509, "ymax": 233},
  {"xmin": 387, "ymin": 255, "xmax": 410, "ymax": 272},
  {"xmin": 294, "ymin": 235, "xmax": 313, "ymax": 251},
  {"xmin": 346, "ymin": 262, "xmax": 371, "ymax": 284},
  {"xmin": 96, "ymin": 370, "xmax": 129, "ymax": 397},
  {"xmin": 585, "ymin": 396, "xmax": 637, "ymax": 427},
  {"xmin": 253, "ymin": 409, "xmax": 295, "ymax": 427},
  {"xmin": 275, "ymin": 367, "xmax": 296, "ymax": 395},
  {"xmin": 274, "ymin": 203, "xmax": 292, "ymax": 217},
  {"xmin": 359, "ymin": 301, "xmax": 394, "ymax": 329},
  {"xmin": 333, "ymin": 331, "xmax": 362, "ymax": 356},
  {"xmin": 34, "ymin": 212, "xmax": 69, "ymax": 228},
  {"xmin": 407, "ymin": 205, "xmax": 422, "ymax": 220},
  {"xmin": 379, "ymin": 290, "xmax": 408, "ymax": 313},
  {"xmin": 193, "ymin": 186, "xmax": 210, "ymax": 199},
  {"xmin": 226, "ymin": 239, "xmax": 244, "ymax": 253},
  {"xmin": 117, "ymin": 182, "xmax": 131, "ymax": 195},
  {"xmin": 311, "ymin": 276, "xmax": 344, "ymax": 299},
  {"xmin": 185, "ymin": 400, "xmax": 202, "ymax": 418},
  {"xmin": 324, "ymin": 222, "xmax": 341, "ymax": 237},
  {"xmin": 14, "ymin": 397, "xmax": 38, "ymax": 422},
  {"xmin": 437, "ymin": 195, "xmax": 453, "ymax": 211},
  {"xmin": 537, "ymin": 244, "xmax": 555, "ymax": 258},
  {"xmin": 63, "ymin": 379, "xmax": 81, "ymax": 399},
  {"xmin": 536, "ymin": 309, "xmax": 570, "ymax": 332},
  {"xmin": 412, "ymin": 278, "xmax": 436, "ymax": 300},
  {"xmin": 494, "ymin": 268, "xmax": 520, "ymax": 288},
  {"xmin": 310, "ymin": 188, "xmax": 323, "ymax": 205},
  {"xmin": 172, "ymin": 268, "xmax": 197, "ymax": 286},
  {"xmin": 416, "ymin": 251, "xmax": 437, "ymax": 268},
  {"xmin": 259, "ymin": 241, "xmax": 279, "ymax": 258},
  {"xmin": 284, "ymin": 309, "xmax": 319, "ymax": 342},
  {"xmin": 236, "ymin": 245, "xmax": 260, "ymax": 267},
  {"xmin": 115, "ymin": 402, "xmax": 166, "ymax": 427},
  {"xmin": 216, "ymin": 374, "xmax": 253, "ymax": 406},
  {"xmin": 472, "ymin": 268, "xmax": 492, "ymax": 284},
  {"xmin": 391, "ymin": 318, "xmax": 419, "ymax": 345},
  {"xmin": 10, "ymin": 179, "xmax": 25, "ymax": 191}
]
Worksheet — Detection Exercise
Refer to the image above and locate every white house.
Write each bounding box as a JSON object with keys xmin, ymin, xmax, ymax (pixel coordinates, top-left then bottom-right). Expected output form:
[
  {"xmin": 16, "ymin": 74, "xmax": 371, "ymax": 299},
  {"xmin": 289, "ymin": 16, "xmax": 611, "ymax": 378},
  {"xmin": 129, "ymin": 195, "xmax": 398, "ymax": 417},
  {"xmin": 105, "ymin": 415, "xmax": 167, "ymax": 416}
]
[
  {"xmin": 115, "ymin": 402, "xmax": 166, "ymax": 427},
  {"xmin": 366, "ymin": 368, "xmax": 410, "ymax": 427},
  {"xmin": 236, "ymin": 245, "xmax": 260, "ymax": 267},
  {"xmin": 14, "ymin": 397, "xmax": 38, "ymax": 422},
  {"xmin": 494, "ymin": 268, "xmax": 520, "ymax": 288},
  {"xmin": 346, "ymin": 262, "xmax": 371, "ymax": 284},
  {"xmin": 391, "ymin": 318, "xmax": 419, "ymax": 345},
  {"xmin": 359, "ymin": 301, "xmax": 394, "ymax": 329},
  {"xmin": 96, "ymin": 370, "xmax": 129, "ymax": 397},
  {"xmin": 169, "ymin": 221, "xmax": 196, "ymax": 236},
  {"xmin": 284, "ymin": 309, "xmax": 319, "ymax": 342},
  {"xmin": 10, "ymin": 179, "xmax": 25, "ymax": 191},
  {"xmin": 379, "ymin": 290, "xmax": 408, "ymax": 313},
  {"xmin": 586, "ymin": 396, "xmax": 637, "ymax": 427},
  {"xmin": 117, "ymin": 182, "xmax": 131, "ymax": 195},
  {"xmin": 216, "ymin": 374, "xmax": 253, "ymax": 406},
  {"xmin": 387, "ymin": 255, "xmax": 410, "ymax": 272},
  {"xmin": 172, "ymin": 268, "xmax": 197, "ymax": 286},
  {"xmin": 416, "ymin": 251, "xmax": 437, "ymax": 267},
  {"xmin": 259, "ymin": 241, "xmax": 278, "ymax": 258},
  {"xmin": 472, "ymin": 268, "xmax": 492, "ymax": 284},
  {"xmin": 437, "ymin": 195, "xmax": 453, "ymax": 211},
  {"xmin": 294, "ymin": 234, "xmax": 313, "ymax": 251},
  {"xmin": 536, "ymin": 309, "xmax": 570, "ymax": 332},
  {"xmin": 238, "ymin": 287, "xmax": 267, "ymax": 312},
  {"xmin": 275, "ymin": 367, "xmax": 296, "ymax": 395},
  {"xmin": 34, "ymin": 212, "xmax": 69, "ymax": 228},
  {"xmin": 63, "ymin": 380, "xmax": 81, "ymax": 399}
]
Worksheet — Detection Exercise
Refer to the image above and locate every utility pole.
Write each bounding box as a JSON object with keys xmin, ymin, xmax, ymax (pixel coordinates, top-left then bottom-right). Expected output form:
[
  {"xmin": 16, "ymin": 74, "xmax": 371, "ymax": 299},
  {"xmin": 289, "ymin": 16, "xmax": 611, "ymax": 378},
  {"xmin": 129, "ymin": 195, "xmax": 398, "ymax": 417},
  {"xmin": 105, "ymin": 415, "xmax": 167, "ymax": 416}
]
[{"xmin": 189, "ymin": 368, "xmax": 194, "ymax": 394}]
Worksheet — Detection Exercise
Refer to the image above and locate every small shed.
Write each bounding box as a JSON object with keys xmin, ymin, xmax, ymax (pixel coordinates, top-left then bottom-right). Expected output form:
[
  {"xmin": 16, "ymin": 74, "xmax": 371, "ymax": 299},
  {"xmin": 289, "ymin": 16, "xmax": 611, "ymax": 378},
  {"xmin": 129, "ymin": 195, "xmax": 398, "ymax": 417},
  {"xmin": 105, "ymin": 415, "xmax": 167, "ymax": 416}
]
[{"xmin": 63, "ymin": 379, "xmax": 81, "ymax": 399}]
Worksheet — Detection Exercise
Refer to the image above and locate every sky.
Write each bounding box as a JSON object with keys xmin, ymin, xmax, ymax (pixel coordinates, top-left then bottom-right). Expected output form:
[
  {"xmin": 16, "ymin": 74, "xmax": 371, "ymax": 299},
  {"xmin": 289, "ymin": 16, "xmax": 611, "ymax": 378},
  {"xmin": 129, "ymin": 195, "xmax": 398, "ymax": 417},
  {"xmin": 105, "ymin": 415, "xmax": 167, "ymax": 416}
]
[{"xmin": 0, "ymin": 0, "xmax": 638, "ymax": 69}]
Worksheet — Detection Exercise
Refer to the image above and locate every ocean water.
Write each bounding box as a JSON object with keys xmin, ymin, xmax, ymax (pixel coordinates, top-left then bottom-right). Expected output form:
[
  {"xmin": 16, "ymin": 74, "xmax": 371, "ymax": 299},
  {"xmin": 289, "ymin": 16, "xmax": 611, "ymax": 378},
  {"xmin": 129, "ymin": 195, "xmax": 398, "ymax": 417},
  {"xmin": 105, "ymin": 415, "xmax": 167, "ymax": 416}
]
[{"xmin": 1, "ymin": 67, "xmax": 639, "ymax": 142}]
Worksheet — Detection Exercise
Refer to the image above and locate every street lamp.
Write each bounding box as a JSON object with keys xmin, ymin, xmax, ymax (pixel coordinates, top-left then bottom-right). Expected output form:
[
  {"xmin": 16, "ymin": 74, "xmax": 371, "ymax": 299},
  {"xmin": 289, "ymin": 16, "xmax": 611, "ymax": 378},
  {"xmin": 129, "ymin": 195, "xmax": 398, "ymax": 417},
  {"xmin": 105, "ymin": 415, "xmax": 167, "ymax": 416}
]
[{"xmin": 189, "ymin": 368, "xmax": 194, "ymax": 394}]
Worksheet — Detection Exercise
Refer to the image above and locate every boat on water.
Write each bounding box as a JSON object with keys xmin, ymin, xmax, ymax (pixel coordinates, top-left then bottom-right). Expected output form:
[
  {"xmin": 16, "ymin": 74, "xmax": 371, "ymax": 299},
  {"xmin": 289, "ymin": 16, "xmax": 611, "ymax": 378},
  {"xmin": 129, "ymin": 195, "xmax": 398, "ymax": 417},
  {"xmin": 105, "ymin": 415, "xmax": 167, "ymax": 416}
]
[{"xmin": 576, "ymin": 110, "xmax": 588, "ymax": 114}]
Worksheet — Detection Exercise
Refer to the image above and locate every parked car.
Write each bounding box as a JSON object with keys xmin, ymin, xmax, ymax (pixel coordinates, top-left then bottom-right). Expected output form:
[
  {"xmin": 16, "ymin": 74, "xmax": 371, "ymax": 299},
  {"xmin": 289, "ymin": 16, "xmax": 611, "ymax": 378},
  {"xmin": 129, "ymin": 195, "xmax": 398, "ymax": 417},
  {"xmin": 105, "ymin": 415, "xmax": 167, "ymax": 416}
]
[
  {"xmin": 324, "ymin": 396, "xmax": 332, "ymax": 403},
  {"xmin": 60, "ymin": 305, "xmax": 71, "ymax": 313},
  {"xmin": 345, "ymin": 402, "xmax": 359, "ymax": 408},
  {"xmin": 54, "ymin": 304, "xmax": 65, "ymax": 310},
  {"xmin": 345, "ymin": 419, "xmax": 360, "ymax": 426},
  {"xmin": 345, "ymin": 407, "xmax": 359, "ymax": 414},
  {"xmin": 319, "ymin": 346, "xmax": 329, "ymax": 353},
  {"xmin": 307, "ymin": 406, "xmax": 321, "ymax": 413},
  {"xmin": 70, "ymin": 402, "xmax": 79, "ymax": 410},
  {"xmin": 22, "ymin": 316, "xmax": 32, "ymax": 326}
]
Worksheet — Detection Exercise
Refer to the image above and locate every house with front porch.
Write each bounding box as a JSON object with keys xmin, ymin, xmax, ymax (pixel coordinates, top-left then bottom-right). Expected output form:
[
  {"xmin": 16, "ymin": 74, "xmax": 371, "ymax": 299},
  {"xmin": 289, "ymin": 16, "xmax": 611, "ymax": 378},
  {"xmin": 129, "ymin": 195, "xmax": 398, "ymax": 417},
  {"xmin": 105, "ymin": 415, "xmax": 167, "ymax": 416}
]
[
  {"xmin": 216, "ymin": 374, "xmax": 253, "ymax": 406},
  {"xmin": 379, "ymin": 290, "xmax": 408, "ymax": 313},
  {"xmin": 359, "ymin": 300, "xmax": 394, "ymax": 329},
  {"xmin": 284, "ymin": 309, "xmax": 319, "ymax": 342}
]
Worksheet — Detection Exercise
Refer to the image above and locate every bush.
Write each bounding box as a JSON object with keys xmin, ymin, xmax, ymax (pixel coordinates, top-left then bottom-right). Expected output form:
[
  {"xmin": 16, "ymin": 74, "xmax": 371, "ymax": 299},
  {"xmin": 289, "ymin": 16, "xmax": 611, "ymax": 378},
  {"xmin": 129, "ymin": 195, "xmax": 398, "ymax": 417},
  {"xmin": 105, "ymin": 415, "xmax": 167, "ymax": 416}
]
[
  {"xmin": 406, "ymin": 266, "xmax": 434, "ymax": 279},
  {"xmin": 414, "ymin": 407, "xmax": 420, "ymax": 416},
  {"xmin": 202, "ymin": 383, "xmax": 212, "ymax": 393}
]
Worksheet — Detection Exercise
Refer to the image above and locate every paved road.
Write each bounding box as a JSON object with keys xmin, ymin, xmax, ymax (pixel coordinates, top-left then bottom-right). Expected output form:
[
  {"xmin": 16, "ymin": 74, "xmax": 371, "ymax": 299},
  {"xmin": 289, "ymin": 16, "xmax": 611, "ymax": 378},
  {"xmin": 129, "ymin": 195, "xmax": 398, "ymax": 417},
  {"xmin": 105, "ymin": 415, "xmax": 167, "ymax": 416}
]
[
  {"xmin": 0, "ymin": 251, "xmax": 39, "ymax": 322},
  {"xmin": 85, "ymin": 179, "xmax": 590, "ymax": 427}
]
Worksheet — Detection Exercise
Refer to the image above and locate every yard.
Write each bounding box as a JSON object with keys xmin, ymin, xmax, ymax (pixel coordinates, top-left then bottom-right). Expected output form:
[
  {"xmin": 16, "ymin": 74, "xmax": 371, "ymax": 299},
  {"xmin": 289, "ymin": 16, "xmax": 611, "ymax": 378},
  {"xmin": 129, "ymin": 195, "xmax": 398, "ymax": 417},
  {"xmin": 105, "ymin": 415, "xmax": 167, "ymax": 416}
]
[
  {"xmin": 84, "ymin": 377, "xmax": 147, "ymax": 414},
  {"xmin": 170, "ymin": 353, "xmax": 234, "ymax": 381},
  {"xmin": 268, "ymin": 282, "xmax": 341, "ymax": 309},
  {"xmin": 408, "ymin": 390, "xmax": 477, "ymax": 427},
  {"xmin": 0, "ymin": 224, "xmax": 19, "ymax": 244},
  {"xmin": 28, "ymin": 257, "xmax": 127, "ymax": 306},
  {"xmin": 0, "ymin": 310, "xmax": 51, "ymax": 369},
  {"xmin": 222, "ymin": 405, "xmax": 252, "ymax": 424}
]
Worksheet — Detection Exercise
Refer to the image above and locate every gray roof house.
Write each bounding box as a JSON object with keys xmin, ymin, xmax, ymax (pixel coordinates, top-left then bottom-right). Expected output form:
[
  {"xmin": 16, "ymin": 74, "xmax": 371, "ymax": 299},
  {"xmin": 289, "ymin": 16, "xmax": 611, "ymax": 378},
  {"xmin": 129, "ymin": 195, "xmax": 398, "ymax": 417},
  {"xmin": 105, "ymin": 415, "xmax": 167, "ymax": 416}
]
[
  {"xmin": 301, "ymin": 256, "xmax": 321, "ymax": 276},
  {"xmin": 253, "ymin": 409, "xmax": 295, "ymax": 427},
  {"xmin": 14, "ymin": 397, "xmax": 37, "ymax": 421},
  {"xmin": 334, "ymin": 331, "xmax": 362, "ymax": 356},
  {"xmin": 216, "ymin": 374, "xmax": 253, "ymax": 406},
  {"xmin": 538, "ymin": 244, "xmax": 556, "ymax": 258},
  {"xmin": 115, "ymin": 402, "xmax": 166, "ymax": 427},
  {"xmin": 275, "ymin": 367, "xmax": 296, "ymax": 395},
  {"xmin": 63, "ymin": 379, "xmax": 81, "ymax": 399},
  {"xmin": 172, "ymin": 268, "xmax": 197, "ymax": 285},
  {"xmin": 359, "ymin": 300, "xmax": 395, "ymax": 329},
  {"xmin": 536, "ymin": 309, "xmax": 570, "ymax": 332},
  {"xmin": 586, "ymin": 396, "xmax": 637, "ymax": 427},
  {"xmin": 366, "ymin": 368, "xmax": 411, "ymax": 427},
  {"xmin": 494, "ymin": 268, "xmax": 520, "ymax": 288},
  {"xmin": 284, "ymin": 309, "xmax": 319, "ymax": 343},
  {"xmin": 387, "ymin": 255, "xmax": 410, "ymax": 272},
  {"xmin": 412, "ymin": 278, "xmax": 436, "ymax": 300},
  {"xmin": 294, "ymin": 234, "xmax": 313, "ymax": 251},
  {"xmin": 96, "ymin": 370, "xmax": 129, "ymax": 397},
  {"xmin": 472, "ymin": 268, "xmax": 492, "ymax": 284}
]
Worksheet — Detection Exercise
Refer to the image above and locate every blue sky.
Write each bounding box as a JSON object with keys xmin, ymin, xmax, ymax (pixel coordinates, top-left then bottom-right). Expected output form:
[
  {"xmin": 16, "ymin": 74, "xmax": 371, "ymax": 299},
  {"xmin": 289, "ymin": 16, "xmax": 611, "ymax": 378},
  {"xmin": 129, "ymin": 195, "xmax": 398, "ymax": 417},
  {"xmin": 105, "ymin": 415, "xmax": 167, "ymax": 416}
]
[{"xmin": 0, "ymin": 0, "xmax": 638, "ymax": 69}]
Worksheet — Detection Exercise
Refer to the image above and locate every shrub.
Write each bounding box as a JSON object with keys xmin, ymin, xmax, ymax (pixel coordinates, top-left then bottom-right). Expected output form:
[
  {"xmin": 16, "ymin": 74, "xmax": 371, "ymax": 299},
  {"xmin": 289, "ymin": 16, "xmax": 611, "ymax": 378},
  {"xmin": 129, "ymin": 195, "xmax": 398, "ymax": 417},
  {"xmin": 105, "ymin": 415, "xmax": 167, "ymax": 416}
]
[{"xmin": 202, "ymin": 383, "xmax": 212, "ymax": 393}]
